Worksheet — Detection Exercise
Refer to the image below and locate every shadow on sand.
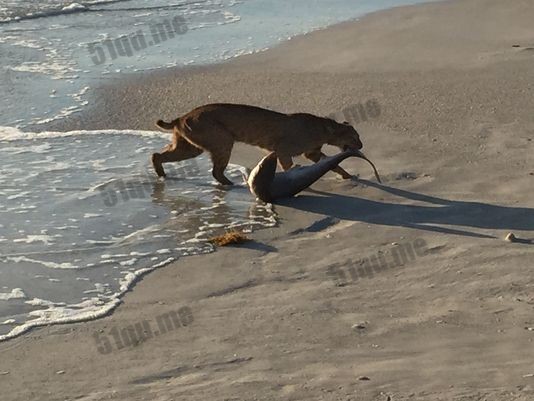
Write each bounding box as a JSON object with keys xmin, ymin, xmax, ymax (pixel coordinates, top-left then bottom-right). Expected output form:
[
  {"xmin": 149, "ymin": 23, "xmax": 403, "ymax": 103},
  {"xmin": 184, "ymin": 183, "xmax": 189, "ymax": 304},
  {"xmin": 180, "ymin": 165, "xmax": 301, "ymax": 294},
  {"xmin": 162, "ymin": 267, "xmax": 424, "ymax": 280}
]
[{"xmin": 277, "ymin": 179, "xmax": 534, "ymax": 240}]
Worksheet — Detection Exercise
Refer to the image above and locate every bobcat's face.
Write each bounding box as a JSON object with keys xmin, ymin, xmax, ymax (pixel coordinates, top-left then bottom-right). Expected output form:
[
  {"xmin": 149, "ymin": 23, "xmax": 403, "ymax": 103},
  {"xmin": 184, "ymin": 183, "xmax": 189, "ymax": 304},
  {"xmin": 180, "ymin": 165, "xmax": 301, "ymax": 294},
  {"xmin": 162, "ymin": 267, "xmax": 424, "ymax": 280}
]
[{"xmin": 327, "ymin": 121, "xmax": 363, "ymax": 150}]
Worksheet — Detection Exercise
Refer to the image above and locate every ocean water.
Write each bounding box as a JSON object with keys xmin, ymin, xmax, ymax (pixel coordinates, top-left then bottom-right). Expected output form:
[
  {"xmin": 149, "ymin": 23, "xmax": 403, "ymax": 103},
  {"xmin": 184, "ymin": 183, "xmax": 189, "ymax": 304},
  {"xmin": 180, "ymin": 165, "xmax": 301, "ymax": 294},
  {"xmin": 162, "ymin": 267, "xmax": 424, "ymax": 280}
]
[{"xmin": 0, "ymin": 0, "xmax": 438, "ymax": 340}]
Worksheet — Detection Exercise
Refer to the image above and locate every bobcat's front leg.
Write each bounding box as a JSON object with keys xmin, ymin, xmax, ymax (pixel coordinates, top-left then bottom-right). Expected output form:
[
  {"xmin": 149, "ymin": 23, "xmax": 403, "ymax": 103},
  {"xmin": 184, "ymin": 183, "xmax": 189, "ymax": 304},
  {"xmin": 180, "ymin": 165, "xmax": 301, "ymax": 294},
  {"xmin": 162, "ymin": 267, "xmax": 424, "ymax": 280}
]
[{"xmin": 277, "ymin": 154, "xmax": 294, "ymax": 171}]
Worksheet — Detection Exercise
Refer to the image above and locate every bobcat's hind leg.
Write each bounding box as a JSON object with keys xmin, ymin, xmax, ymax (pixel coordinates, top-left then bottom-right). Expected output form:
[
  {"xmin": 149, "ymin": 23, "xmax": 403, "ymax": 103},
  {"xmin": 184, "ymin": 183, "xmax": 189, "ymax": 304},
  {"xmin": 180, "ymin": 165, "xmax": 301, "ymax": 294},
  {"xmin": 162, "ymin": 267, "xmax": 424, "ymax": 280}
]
[{"xmin": 180, "ymin": 121, "xmax": 235, "ymax": 185}]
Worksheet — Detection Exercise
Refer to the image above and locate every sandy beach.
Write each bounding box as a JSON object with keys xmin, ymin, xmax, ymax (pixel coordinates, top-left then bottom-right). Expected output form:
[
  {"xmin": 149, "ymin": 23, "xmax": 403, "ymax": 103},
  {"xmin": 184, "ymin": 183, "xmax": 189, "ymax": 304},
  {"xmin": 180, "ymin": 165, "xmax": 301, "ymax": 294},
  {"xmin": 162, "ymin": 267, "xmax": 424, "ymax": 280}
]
[{"xmin": 2, "ymin": 0, "xmax": 534, "ymax": 400}]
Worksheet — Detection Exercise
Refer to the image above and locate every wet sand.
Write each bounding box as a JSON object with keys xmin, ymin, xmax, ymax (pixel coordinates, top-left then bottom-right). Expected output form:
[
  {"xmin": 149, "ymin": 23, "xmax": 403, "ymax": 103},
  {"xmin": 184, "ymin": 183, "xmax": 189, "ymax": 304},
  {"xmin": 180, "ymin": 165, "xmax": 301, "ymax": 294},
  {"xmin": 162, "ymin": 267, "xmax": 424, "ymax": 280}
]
[{"xmin": 3, "ymin": 0, "xmax": 534, "ymax": 400}]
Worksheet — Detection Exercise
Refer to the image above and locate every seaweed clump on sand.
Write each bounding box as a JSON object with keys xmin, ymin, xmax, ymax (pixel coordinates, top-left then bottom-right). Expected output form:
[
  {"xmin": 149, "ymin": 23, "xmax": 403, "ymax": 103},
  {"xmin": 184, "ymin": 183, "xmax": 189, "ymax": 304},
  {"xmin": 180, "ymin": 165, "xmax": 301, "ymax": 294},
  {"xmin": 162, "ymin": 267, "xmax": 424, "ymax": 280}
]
[{"xmin": 209, "ymin": 230, "xmax": 250, "ymax": 247}]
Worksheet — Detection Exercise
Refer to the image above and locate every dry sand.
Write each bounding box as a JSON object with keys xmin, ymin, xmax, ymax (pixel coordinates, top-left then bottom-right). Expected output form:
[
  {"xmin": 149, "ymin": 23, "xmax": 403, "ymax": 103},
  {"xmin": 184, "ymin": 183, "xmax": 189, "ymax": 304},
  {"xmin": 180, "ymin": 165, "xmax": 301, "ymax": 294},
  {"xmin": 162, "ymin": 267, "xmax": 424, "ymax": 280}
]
[{"xmin": 2, "ymin": 0, "xmax": 534, "ymax": 400}]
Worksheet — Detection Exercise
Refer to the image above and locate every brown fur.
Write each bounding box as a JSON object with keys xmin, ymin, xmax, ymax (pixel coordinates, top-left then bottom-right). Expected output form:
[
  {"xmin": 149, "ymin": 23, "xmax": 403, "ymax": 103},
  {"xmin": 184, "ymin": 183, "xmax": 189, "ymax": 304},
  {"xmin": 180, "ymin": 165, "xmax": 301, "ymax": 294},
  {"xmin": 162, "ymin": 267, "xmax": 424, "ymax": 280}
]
[{"xmin": 152, "ymin": 103, "xmax": 363, "ymax": 185}]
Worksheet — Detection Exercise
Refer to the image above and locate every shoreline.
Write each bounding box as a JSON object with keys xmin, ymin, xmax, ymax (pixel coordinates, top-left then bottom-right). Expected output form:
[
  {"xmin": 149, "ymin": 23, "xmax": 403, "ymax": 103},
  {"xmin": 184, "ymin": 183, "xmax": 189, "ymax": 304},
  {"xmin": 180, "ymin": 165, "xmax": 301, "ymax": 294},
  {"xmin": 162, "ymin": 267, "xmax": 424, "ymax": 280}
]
[
  {"xmin": 19, "ymin": 0, "xmax": 441, "ymax": 134},
  {"xmin": 36, "ymin": 0, "xmax": 449, "ymax": 134},
  {"xmin": 3, "ymin": 0, "xmax": 534, "ymax": 400}
]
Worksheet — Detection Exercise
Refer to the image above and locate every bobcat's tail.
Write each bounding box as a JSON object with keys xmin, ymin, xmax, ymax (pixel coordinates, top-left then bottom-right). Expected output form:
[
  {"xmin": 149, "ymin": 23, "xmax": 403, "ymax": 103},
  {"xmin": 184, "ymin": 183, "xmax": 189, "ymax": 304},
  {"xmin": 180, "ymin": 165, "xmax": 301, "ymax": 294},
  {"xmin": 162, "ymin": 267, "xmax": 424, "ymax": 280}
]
[{"xmin": 155, "ymin": 119, "xmax": 176, "ymax": 131}]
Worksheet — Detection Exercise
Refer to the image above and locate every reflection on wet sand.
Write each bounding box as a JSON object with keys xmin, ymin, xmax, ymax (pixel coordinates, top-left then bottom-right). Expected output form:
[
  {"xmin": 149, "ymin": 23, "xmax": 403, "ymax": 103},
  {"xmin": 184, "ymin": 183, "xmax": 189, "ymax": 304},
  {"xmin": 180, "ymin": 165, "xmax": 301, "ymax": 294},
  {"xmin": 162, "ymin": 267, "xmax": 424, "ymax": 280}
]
[{"xmin": 149, "ymin": 174, "xmax": 276, "ymax": 244}]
